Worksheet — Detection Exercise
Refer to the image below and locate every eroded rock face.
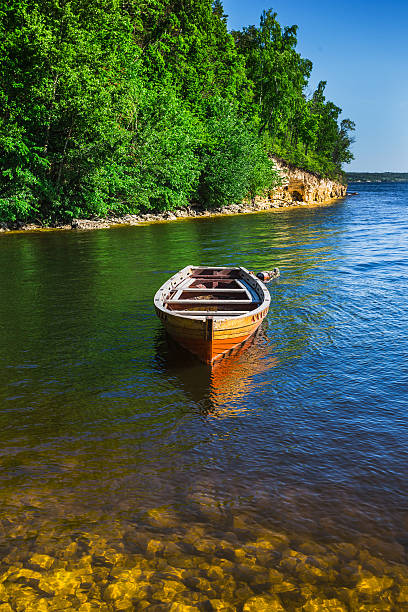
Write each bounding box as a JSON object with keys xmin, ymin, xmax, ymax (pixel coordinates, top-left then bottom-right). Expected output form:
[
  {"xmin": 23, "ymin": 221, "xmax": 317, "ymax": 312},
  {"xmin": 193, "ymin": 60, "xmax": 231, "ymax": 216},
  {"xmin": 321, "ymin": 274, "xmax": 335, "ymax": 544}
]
[{"xmin": 270, "ymin": 157, "xmax": 347, "ymax": 205}]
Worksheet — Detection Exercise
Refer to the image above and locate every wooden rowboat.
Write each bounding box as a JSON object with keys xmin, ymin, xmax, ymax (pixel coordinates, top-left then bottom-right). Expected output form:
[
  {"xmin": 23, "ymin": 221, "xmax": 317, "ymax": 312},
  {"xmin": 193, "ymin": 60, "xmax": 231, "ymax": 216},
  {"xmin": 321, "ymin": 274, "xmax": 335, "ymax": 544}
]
[{"xmin": 154, "ymin": 266, "xmax": 270, "ymax": 365}]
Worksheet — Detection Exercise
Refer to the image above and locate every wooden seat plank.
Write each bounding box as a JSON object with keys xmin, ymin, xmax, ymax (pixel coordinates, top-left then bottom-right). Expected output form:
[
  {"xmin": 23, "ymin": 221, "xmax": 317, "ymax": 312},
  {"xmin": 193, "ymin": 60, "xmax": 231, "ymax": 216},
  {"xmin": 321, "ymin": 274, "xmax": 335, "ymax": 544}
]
[
  {"xmin": 172, "ymin": 288, "xmax": 248, "ymax": 300},
  {"xmin": 166, "ymin": 299, "xmax": 254, "ymax": 305},
  {"xmin": 177, "ymin": 288, "xmax": 247, "ymax": 293},
  {"xmin": 171, "ymin": 310, "xmax": 249, "ymax": 316}
]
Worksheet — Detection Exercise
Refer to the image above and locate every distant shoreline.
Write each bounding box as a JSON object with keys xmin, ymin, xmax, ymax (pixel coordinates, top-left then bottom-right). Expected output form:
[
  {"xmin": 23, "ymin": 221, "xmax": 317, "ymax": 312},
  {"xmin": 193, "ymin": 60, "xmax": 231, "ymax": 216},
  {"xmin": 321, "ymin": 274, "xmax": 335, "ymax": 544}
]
[
  {"xmin": 349, "ymin": 180, "xmax": 408, "ymax": 183},
  {"xmin": 347, "ymin": 172, "xmax": 408, "ymax": 183}
]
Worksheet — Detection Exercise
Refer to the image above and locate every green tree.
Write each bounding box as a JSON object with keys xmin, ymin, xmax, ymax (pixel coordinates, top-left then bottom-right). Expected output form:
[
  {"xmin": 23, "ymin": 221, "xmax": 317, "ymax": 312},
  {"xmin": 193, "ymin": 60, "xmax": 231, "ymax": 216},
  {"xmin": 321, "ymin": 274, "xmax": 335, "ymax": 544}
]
[
  {"xmin": 139, "ymin": 0, "xmax": 249, "ymax": 109},
  {"xmin": 233, "ymin": 10, "xmax": 354, "ymax": 178},
  {"xmin": 333, "ymin": 118, "xmax": 356, "ymax": 165},
  {"xmin": 311, "ymin": 81, "xmax": 355, "ymax": 168},
  {"xmin": 233, "ymin": 10, "xmax": 312, "ymax": 140},
  {"xmin": 126, "ymin": 85, "xmax": 202, "ymax": 212},
  {"xmin": 0, "ymin": 0, "xmax": 354, "ymax": 224},
  {"xmin": 0, "ymin": 0, "xmax": 144, "ymax": 220},
  {"xmin": 196, "ymin": 99, "xmax": 280, "ymax": 208}
]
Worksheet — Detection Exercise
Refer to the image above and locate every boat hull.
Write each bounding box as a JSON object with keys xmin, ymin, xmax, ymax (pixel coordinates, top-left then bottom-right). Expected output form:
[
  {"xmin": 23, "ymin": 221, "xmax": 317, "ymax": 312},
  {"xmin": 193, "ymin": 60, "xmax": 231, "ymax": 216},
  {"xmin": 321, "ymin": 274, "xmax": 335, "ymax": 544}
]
[
  {"xmin": 154, "ymin": 266, "xmax": 270, "ymax": 365},
  {"xmin": 155, "ymin": 304, "xmax": 269, "ymax": 365}
]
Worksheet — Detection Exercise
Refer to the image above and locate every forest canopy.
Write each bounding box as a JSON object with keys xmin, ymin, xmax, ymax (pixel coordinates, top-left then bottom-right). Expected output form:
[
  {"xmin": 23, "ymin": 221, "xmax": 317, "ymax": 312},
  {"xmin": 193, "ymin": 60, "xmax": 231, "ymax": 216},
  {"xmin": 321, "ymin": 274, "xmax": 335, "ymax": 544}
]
[{"xmin": 0, "ymin": 0, "xmax": 355, "ymax": 223}]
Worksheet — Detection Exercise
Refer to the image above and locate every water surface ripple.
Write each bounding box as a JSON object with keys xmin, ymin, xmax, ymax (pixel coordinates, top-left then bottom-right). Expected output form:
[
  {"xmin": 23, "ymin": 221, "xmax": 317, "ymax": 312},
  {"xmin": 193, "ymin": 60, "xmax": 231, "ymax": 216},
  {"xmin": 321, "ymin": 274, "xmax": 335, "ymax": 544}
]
[{"xmin": 0, "ymin": 183, "xmax": 407, "ymax": 610}]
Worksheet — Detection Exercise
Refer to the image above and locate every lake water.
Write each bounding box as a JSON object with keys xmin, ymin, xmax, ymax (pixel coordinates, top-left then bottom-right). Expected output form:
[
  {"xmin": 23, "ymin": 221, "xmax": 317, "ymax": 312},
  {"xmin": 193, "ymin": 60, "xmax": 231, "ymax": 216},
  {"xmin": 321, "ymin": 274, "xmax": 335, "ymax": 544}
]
[{"xmin": 0, "ymin": 183, "xmax": 407, "ymax": 610}]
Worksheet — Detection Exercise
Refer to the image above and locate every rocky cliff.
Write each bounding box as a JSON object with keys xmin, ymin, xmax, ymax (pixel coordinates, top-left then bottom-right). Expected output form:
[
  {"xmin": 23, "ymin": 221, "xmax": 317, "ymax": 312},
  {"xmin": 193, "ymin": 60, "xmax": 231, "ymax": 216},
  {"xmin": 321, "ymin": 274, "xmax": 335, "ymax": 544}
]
[{"xmin": 268, "ymin": 157, "xmax": 347, "ymax": 204}]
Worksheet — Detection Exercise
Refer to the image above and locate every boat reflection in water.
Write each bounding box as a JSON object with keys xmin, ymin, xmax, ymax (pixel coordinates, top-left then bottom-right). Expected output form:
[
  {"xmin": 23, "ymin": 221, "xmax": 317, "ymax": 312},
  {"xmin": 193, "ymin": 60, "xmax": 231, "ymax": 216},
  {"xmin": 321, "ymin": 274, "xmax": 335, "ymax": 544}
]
[{"xmin": 154, "ymin": 325, "xmax": 278, "ymax": 417}]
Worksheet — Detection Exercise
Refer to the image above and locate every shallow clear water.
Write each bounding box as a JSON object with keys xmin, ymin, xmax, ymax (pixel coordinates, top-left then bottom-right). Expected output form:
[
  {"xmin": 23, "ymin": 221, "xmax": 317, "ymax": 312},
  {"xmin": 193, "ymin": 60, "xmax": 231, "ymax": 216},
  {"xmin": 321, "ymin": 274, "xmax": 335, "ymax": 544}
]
[{"xmin": 0, "ymin": 183, "xmax": 407, "ymax": 610}]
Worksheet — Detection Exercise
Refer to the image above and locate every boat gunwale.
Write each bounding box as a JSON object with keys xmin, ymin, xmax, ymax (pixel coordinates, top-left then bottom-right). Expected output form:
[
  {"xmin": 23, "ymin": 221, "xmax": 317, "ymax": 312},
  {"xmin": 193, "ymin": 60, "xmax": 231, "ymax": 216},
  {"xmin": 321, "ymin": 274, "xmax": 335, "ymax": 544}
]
[{"xmin": 154, "ymin": 265, "xmax": 270, "ymax": 322}]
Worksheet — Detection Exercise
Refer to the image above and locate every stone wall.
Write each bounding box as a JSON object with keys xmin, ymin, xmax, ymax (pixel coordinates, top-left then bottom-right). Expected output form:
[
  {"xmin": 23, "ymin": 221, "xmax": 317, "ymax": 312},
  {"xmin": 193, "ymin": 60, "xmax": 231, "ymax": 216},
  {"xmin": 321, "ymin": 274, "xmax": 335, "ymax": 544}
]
[{"xmin": 269, "ymin": 157, "xmax": 347, "ymax": 204}]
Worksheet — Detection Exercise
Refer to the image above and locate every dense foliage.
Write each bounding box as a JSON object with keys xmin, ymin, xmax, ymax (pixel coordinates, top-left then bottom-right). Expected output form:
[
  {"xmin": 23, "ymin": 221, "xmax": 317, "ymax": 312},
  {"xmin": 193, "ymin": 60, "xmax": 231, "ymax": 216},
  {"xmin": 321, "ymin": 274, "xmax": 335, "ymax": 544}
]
[
  {"xmin": 232, "ymin": 11, "xmax": 355, "ymax": 178},
  {"xmin": 0, "ymin": 0, "xmax": 354, "ymax": 223}
]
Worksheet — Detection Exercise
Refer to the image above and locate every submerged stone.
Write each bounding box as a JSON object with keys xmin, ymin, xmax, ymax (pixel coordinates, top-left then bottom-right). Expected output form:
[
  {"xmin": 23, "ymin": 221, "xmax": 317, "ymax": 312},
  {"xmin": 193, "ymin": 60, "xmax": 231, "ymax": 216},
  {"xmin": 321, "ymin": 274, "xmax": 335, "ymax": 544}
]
[
  {"xmin": 146, "ymin": 508, "xmax": 178, "ymax": 529},
  {"xmin": 357, "ymin": 574, "xmax": 393, "ymax": 593},
  {"xmin": 270, "ymin": 580, "xmax": 297, "ymax": 594},
  {"xmin": 38, "ymin": 568, "xmax": 84, "ymax": 596},
  {"xmin": 134, "ymin": 601, "xmax": 150, "ymax": 610},
  {"xmin": 183, "ymin": 526, "xmax": 206, "ymax": 544},
  {"xmin": 174, "ymin": 590, "xmax": 210, "ymax": 605},
  {"xmin": 109, "ymin": 567, "xmax": 143, "ymax": 582},
  {"xmin": 0, "ymin": 583, "xmax": 8, "ymax": 600},
  {"xmin": 279, "ymin": 556, "xmax": 298, "ymax": 573},
  {"xmin": 397, "ymin": 585, "xmax": 408, "ymax": 602},
  {"xmin": 268, "ymin": 569, "xmax": 285, "ymax": 584},
  {"xmin": 28, "ymin": 553, "xmax": 54, "ymax": 570},
  {"xmin": 234, "ymin": 548, "xmax": 256, "ymax": 564},
  {"xmin": 152, "ymin": 578, "xmax": 185, "ymax": 601},
  {"xmin": 78, "ymin": 602, "xmax": 110, "ymax": 611},
  {"xmin": 192, "ymin": 537, "xmax": 217, "ymax": 555},
  {"xmin": 209, "ymin": 599, "xmax": 235, "ymax": 611},
  {"xmin": 242, "ymin": 595, "xmax": 284, "ymax": 611},
  {"xmin": 146, "ymin": 539, "xmax": 164, "ymax": 557},
  {"xmin": 297, "ymin": 540, "xmax": 327, "ymax": 556},
  {"xmin": 233, "ymin": 562, "xmax": 266, "ymax": 584},
  {"xmin": 232, "ymin": 515, "xmax": 250, "ymax": 531},
  {"xmin": 206, "ymin": 565, "xmax": 226, "ymax": 582},
  {"xmin": 112, "ymin": 598, "xmax": 134, "ymax": 611},
  {"xmin": 97, "ymin": 550, "xmax": 125, "ymax": 567},
  {"xmin": 359, "ymin": 550, "xmax": 388, "ymax": 575},
  {"xmin": 234, "ymin": 583, "xmax": 254, "ymax": 602},
  {"xmin": 61, "ymin": 541, "xmax": 79, "ymax": 559},
  {"xmin": 0, "ymin": 566, "xmax": 22, "ymax": 583},
  {"xmin": 75, "ymin": 555, "xmax": 93, "ymax": 572},
  {"xmin": 103, "ymin": 578, "xmax": 150, "ymax": 602},
  {"xmin": 255, "ymin": 530, "xmax": 289, "ymax": 548},
  {"xmin": 332, "ymin": 543, "xmax": 357, "ymax": 560},
  {"xmin": 162, "ymin": 541, "xmax": 182, "ymax": 558},
  {"xmin": 297, "ymin": 563, "xmax": 326, "ymax": 583},
  {"xmin": 169, "ymin": 603, "xmax": 200, "ymax": 611},
  {"xmin": 91, "ymin": 566, "xmax": 110, "ymax": 583},
  {"xmin": 217, "ymin": 559, "xmax": 234, "ymax": 573},
  {"xmin": 300, "ymin": 585, "xmax": 318, "ymax": 600},
  {"xmin": 10, "ymin": 567, "xmax": 42, "ymax": 584},
  {"xmin": 357, "ymin": 605, "xmax": 393, "ymax": 611},
  {"xmin": 302, "ymin": 597, "xmax": 346, "ymax": 611},
  {"xmin": 6, "ymin": 585, "xmax": 42, "ymax": 612}
]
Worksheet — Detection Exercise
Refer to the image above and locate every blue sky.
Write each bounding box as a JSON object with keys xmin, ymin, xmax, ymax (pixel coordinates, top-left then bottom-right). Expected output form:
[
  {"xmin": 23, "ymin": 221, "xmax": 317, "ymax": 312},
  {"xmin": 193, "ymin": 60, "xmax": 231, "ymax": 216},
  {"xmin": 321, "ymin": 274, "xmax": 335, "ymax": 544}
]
[{"xmin": 222, "ymin": 0, "xmax": 408, "ymax": 172}]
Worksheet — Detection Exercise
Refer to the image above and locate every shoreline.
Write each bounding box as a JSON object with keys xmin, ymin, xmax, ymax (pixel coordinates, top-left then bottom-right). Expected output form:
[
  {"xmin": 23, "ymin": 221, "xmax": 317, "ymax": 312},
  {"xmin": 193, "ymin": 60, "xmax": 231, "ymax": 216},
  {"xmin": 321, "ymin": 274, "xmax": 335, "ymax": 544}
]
[{"xmin": 0, "ymin": 194, "xmax": 347, "ymax": 235}]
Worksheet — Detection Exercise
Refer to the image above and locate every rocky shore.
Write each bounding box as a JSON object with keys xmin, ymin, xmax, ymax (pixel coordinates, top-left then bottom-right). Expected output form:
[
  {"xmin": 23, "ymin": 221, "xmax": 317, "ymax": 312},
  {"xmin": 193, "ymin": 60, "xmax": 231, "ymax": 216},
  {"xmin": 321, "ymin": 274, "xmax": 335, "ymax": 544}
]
[{"xmin": 0, "ymin": 161, "xmax": 347, "ymax": 233}]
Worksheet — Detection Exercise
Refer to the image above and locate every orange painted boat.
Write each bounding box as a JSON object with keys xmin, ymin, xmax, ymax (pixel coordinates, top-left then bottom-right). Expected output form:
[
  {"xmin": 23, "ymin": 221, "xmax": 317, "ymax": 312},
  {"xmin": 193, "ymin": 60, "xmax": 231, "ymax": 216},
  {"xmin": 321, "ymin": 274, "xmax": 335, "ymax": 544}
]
[{"xmin": 154, "ymin": 266, "xmax": 270, "ymax": 365}]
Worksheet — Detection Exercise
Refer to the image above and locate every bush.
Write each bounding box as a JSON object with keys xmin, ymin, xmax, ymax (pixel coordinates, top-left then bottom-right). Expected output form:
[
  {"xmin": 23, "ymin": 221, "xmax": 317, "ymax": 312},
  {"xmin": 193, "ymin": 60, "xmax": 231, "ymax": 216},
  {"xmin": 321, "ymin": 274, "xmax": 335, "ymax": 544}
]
[
  {"xmin": 129, "ymin": 86, "xmax": 202, "ymax": 212},
  {"xmin": 196, "ymin": 99, "xmax": 280, "ymax": 208},
  {"xmin": 70, "ymin": 86, "xmax": 202, "ymax": 217}
]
